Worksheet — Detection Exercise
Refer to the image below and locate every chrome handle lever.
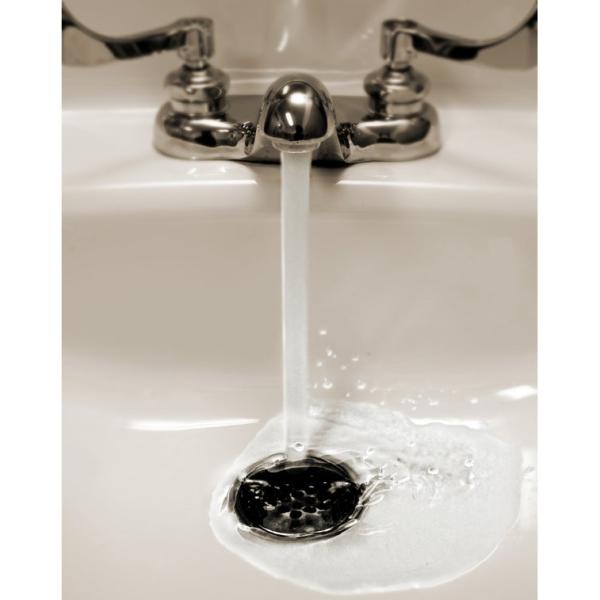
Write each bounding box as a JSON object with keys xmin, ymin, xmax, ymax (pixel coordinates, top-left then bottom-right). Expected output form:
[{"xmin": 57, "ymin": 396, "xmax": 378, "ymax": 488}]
[
  {"xmin": 61, "ymin": 3, "xmax": 213, "ymax": 67},
  {"xmin": 382, "ymin": 3, "xmax": 537, "ymax": 68}
]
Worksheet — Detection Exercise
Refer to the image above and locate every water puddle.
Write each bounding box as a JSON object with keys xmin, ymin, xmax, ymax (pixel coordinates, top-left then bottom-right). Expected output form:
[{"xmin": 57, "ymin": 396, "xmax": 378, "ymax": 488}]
[{"xmin": 210, "ymin": 400, "xmax": 522, "ymax": 594}]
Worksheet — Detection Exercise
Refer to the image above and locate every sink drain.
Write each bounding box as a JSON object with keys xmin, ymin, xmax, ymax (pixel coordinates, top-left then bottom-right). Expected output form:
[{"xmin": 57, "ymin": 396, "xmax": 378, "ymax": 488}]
[{"xmin": 230, "ymin": 454, "xmax": 366, "ymax": 541}]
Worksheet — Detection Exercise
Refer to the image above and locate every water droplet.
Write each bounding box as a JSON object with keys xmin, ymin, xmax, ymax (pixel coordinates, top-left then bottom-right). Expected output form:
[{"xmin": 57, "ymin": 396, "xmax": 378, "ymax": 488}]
[
  {"xmin": 316, "ymin": 361, "xmax": 323, "ymax": 368},
  {"xmin": 340, "ymin": 364, "xmax": 347, "ymax": 371},
  {"xmin": 292, "ymin": 442, "xmax": 304, "ymax": 452},
  {"xmin": 322, "ymin": 378, "xmax": 333, "ymax": 390},
  {"xmin": 326, "ymin": 348, "xmax": 334, "ymax": 357},
  {"xmin": 427, "ymin": 466, "xmax": 439, "ymax": 475},
  {"xmin": 464, "ymin": 456, "xmax": 474, "ymax": 468},
  {"xmin": 407, "ymin": 440, "xmax": 416, "ymax": 447},
  {"xmin": 351, "ymin": 356, "xmax": 360, "ymax": 363},
  {"xmin": 344, "ymin": 392, "xmax": 351, "ymax": 398},
  {"xmin": 356, "ymin": 380, "xmax": 367, "ymax": 391},
  {"xmin": 428, "ymin": 399, "xmax": 440, "ymax": 406},
  {"xmin": 366, "ymin": 447, "xmax": 374, "ymax": 455},
  {"xmin": 470, "ymin": 397, "xmax": 479, "ymax": 405},
  {"xmin": 318, "ymin": 329, "xmax": 327, "ymax": 336}
]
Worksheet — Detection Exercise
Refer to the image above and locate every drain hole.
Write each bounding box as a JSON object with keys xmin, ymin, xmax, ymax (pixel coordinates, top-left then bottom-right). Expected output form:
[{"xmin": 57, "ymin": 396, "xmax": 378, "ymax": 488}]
[{"xmin": 232, "ymin": 454, "xmax": 365, "ymax": 541}]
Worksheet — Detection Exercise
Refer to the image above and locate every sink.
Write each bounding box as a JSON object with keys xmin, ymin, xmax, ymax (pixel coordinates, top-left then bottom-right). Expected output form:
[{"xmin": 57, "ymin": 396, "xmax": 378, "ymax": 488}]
[{"xmin": 63, "ymin": 89, "xmax": 536, "ymax": 599}]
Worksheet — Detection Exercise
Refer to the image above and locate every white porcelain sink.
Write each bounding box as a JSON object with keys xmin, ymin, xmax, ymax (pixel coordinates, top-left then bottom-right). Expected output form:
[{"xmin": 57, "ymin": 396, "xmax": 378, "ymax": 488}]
[{"xmin": 63, "ymin": 85, "xmax": 536, "ymax": 599}]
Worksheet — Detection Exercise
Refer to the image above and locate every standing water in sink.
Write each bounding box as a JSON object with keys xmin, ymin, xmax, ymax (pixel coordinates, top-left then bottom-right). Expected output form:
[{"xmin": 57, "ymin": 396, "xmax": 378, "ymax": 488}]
[
  {"xmin": 280, "ymin": 150, "xmax": 312, "ymax": 459},
  {"xmin": 210, "ymin": 398, "xmax": 523, "ymax": 594}
]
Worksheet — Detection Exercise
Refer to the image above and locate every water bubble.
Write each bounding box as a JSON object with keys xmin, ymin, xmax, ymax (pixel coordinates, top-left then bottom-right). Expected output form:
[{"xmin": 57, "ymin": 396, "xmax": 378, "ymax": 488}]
[
  {"xmin": 318, "ymin": 329, "xmax": 328, "ymax": 336},
  {"xmin": 292, "ymin": 442, "xmax": 304, "ymax": 452},
  {"xmin": 351, "ymin": 356, "xmax": 360, "ymax": 363},
  {"xmin": 356, "ymin": 380, "xmax": 367, "ymax": 391},
  {"xmin": 321, "ymin": 378, "xmax": 333, "ymax": 390},
  {"xmin": 428, "ymin": 399, "xmax": 440, "ymax": 407},
  {"xmin": 464, "ymin": 456, "xmax": 474, "ymax": 468},
  {"xmin": 427, "ymin": 466, "xmax": 439, "ymax": 476},
  {"xmin": 366, "ymin": 447, "xmax": 375, "ymax": 455}
]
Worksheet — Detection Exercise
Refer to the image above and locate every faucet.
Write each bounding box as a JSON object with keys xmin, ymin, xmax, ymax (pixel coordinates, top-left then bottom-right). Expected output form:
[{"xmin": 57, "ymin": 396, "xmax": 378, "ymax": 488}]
[{"xmin": 62, "ymin": 3, "xmax": 536, "ymax": 164}]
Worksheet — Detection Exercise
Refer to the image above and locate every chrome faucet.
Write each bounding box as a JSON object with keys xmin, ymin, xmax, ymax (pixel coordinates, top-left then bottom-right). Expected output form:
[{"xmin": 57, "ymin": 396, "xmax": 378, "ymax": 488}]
[{"xmin": 62, "ymin": 3, "xmax": 536, "ymax": 164}]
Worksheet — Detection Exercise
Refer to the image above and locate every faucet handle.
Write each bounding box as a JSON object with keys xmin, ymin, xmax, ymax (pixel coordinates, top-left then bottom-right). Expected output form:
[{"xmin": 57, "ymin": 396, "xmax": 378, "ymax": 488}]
[
  {"xmin": 364, "ymin": 21, "xmax": 429, "ymax": 119},
  {"xmin": 380, "ymin": 20, "xmax": 419, "ymax": 69},
  {"xmin": 63, "ymin": 3, "xmax": 229, "ymax": 120},
  {"xmin": 380, "ymin": 2, "xmax": 537, "ymax": 67},
  {"xmin": 62, "ymin": 3, "xmax": 214, "ymax": 67},
  {"xmin": 174, "ymin": 18, "xmax": 214, "ymax": 68}
]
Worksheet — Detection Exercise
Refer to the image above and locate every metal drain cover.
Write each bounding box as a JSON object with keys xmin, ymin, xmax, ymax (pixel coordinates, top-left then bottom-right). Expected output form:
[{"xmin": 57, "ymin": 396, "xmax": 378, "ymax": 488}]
[{"xmin": 232, "ymin": 454, "xmax": 365, "ymax": 541}]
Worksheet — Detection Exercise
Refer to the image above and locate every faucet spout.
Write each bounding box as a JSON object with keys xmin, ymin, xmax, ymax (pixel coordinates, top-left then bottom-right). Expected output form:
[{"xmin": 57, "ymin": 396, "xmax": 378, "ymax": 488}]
[{"xmin": 257, "ymin": 74, "xmax": 336, "ymax": 153}]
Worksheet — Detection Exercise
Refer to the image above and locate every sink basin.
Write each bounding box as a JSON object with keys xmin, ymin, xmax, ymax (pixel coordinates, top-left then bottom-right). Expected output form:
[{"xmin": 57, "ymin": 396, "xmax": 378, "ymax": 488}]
[{"xmin": 63, "ymin": 94, "xmax": 536, "ymax": 599}]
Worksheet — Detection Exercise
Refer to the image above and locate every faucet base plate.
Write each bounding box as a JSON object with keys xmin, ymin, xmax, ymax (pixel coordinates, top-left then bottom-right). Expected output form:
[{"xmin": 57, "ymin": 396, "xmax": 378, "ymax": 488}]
[{"xmin": 153, "ymin": 95, "xmax": 441, "ymax": 164}]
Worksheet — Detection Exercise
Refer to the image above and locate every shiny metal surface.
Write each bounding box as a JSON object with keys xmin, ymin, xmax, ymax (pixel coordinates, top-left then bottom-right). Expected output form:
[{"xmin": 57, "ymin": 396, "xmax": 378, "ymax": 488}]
[
  {"xmin": 62, "ymin": 3, "xmax": 536, "ymax": 163},
  {"xmin": 62, "ymin": 4, "xmax": 237, "ymax": 159},
  {"xmin": 382, "ymin": 3, "xmax": 537, "ymax": 68},
  {"xmin": 227, "ymin": 453, "xmax": 370, "ymax": 542},
  {"xmin": 152, "ymin": 92, "xmax": 440, "ymax": 164},
  {"xmin": 258, "ymin": 75, "xmax": 336, "ymax": 152},
  {"xmin": 62, "ymin": 4, "xmax": 214, "ymax": 67}
]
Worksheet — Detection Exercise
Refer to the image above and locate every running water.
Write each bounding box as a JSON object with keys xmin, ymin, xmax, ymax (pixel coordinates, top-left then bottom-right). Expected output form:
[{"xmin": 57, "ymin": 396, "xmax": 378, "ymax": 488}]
[
  {"xmin": 208, "ymin": 149, "xmax": 527, "ymax": 595},
  {"xmin": 280, "ymin": 150, "xmax": 312, "ymax": 458}
]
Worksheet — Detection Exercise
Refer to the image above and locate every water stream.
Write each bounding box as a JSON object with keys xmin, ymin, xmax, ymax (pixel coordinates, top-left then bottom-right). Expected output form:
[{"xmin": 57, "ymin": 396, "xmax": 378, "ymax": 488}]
[{"xmin": 280, "ymin": 150, "xmax": 312, "ymax": 459}]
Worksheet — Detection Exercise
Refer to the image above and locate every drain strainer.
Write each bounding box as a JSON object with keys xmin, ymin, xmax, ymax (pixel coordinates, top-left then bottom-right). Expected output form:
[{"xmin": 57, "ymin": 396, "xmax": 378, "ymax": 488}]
[{"xmin": 231, "ymin": 454, "xmax": 366, "ymax": 541}]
